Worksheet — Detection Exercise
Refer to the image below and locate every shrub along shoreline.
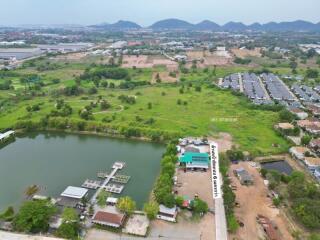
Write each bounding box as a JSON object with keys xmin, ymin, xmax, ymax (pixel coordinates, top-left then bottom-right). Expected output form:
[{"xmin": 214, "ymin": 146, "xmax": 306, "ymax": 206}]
[{"xmin": 13, "ymin": 117, "xmax": 181, "ymax": 143}]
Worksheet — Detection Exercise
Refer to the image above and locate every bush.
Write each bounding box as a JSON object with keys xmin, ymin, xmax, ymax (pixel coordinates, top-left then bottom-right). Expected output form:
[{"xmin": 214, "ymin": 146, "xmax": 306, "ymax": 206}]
[
  {"xmin": 143, "ymin": 202, "xmax": 159, "ymax": 220},
  {"xmin": 192, "ymin": 198, "xmax": 208, "ymax": 215},
  {"xmin": 13, "ymin": 200, "xmax": 56, "ymax": 233},
  {"xmin": 234, "ymin": 57, "xmax": 251, "ymax": 65},
  {"xmin": 0, "ymin": 206, "xmax": 14, "ymax": 221},
  {"xmin": 55, "ymin": 222, "xmax": 79, "ymax": 240}
]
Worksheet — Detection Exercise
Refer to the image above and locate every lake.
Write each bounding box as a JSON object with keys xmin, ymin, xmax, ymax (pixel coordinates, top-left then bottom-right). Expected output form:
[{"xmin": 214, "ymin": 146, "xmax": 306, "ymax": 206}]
[
  {"xmin": 0, "ymin": 132, "xmax": 164, "ymax": 211},
  {"xmin": 261, "ymin": 160, "xmax": 293, "ymax": 175}
]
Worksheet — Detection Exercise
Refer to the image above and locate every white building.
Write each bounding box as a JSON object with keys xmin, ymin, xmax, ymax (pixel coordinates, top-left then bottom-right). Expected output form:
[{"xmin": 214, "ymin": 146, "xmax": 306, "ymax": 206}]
[
  {"xmin": 157, "ymin": 205, "xmax": 177, "ymax": 222},
  {"xmin": 61, "ymin": 186, "xmax": 88, "ymax": 199}
]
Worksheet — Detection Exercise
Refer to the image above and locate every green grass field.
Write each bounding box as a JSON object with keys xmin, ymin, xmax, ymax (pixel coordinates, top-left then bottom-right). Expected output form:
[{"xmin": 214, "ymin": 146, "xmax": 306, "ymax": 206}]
[
  {"xmin": 0, "ymin": 55, "xmax": 299, "ymax": 155},
  {"xmin": 0, "ymin": 82, "xmax": 289, "ymax": 155}
]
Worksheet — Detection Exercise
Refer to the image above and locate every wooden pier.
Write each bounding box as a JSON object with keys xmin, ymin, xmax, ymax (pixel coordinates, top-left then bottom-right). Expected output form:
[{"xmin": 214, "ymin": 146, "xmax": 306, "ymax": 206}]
[
  {"xmin": 113, "ymin": 174, "xmax": 131, "ymax": 184},
  {"xmin": 90, "ymin": 162, "xmax": 127, "ymax": 204},
  {"xmin": 103, "ymin": 183, "xmax": 124, "ymax": 194},
  {"xmin": 81, "ymin": 179, "xmax": 102, "ymax": 189}
]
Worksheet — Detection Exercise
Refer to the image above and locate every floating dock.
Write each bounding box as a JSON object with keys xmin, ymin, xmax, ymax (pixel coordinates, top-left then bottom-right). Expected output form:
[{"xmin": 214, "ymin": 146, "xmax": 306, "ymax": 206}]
[
  {"xmin": 81, "ymin": 179, "xmax": 102, "ymax": 190},
  {"xmin": 103, "ymin": 183, "xmax": 124, "ymax": 194},
  {"xmin": 90, "ymin": 162, "xmax": 128, "ymax": 204},
  {"xmin": 113, "ymin": 174, "xmax": 130, "ymax": 184}
]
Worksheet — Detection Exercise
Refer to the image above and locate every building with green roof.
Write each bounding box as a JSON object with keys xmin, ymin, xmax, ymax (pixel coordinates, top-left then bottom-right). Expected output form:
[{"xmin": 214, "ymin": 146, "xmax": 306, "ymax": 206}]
[{"xmin": 179, "ymin": 152, "xmax": 210, "ymax": 169}]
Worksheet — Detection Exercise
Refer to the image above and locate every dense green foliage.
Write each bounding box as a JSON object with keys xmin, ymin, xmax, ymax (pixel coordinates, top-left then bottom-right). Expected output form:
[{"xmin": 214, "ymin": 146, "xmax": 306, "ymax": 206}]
[
  {"xmin": 97, "ymin": 190, "xmax": 110, "ymax": 207},
  {"xmin": 153, "ymin": 141, "xmax": 178, "ymax": 207},
  {"xmin": 0, "ymin": 206, "xmax": 15, "ymax": 221},
  {"xmin": 219, "ymin": 153, "xmax": 239, "ymax": 233},
  {"xmin": 13, "ymin": 200, "xmax": 56, "ymax": 233},
  {"xmin": 55, "ymin": 222, "xmax": 80, "ymax": 240},
  {"xmin": 143, "ymin": 201, "xmax": 159, "ymax": 220},
  {"xmin": 55, "ymin": 207, "xmax": 80, "ymax": 240},
  {"xmin": 234, "ymin": 57, "xmax": 252, "ymax": 65},
  {"xmin": 261, "ymin": 167, "xmax": 320, "ymax": 230},
  {"xmin": 288, "ymin": 172, "xmax": 320, "ymax": 229},
  {"xmin": 191, "ymin": 198, "xmax": 209, "ymax": 215},
  {"xmin": 80, "ymin": 66, "xmax": 129, "ymax": 81},
  {"xmin": 116, "ymin": 196, "xmax": 136, "ymax": 216}
]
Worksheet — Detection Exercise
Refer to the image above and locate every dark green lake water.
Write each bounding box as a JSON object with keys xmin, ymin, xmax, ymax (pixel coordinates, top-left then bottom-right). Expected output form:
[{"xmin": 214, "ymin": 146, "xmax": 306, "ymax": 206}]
[{"xmin": 0, "ymin": 132, "xmax": 164, "ymax": 211}]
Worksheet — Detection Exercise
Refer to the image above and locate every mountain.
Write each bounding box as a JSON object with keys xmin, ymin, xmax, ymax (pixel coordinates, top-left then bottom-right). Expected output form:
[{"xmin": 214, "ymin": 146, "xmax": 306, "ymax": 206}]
[
  {"xmin": 150, "ymin": 18, "xmax": 193, "ymax": 30},
  {"xmin": 91, "ymin": 20, "xmax": 141, "ymax": 30},
  {"xmin": 248, "ymin": 22, "xmax": 263, "ymax": 31},
  {"xmin": 110, "ymin": 20, "xmax": 141, "ymax": 29},
  {"xmin": 194, "ymin": 20, "xmax": 221, "ymax": 31},
  {"xmin": 263, "ymin": 20, "xmax": 317, "ymax": 32},
  {"xmin": 90, "ymin": 19, "xmax": 320, "ymax": 32},
  {"xmin": 223, "ymin": 22, "xmax": 247, "ymax": 31}
]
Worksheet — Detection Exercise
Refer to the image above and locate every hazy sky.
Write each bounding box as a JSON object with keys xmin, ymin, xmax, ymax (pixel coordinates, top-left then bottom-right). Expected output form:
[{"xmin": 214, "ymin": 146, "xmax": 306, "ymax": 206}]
[{"xmin": 0, "ymin": 0, "xmax": 319, "ymax": 26}]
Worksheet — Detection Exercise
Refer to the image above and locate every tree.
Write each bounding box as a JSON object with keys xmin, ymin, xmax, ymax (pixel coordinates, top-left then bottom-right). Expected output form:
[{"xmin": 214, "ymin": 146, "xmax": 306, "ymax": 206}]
[
  {"xmin": 192, "ymin": 198, "xmax": 208, "ymax": 215},
  {"xmin": 62, "ymin": 208, "xmax": 79, "ymax": 223},
  {"xmin": 163, "ymin": 194, "xmax": 175, "ymax": 208},
  {"xmin": 279, "ymin": 109, "xmax": 295, "ymax": 122},
  {"xmin": 117, "ymin": 196, "xmax": 136, "ymax": 216},
  {"xmin": 195, "ymin": 86, "xmax": 202, "ymax": 92},
  {"xmin": 306, "ymin": 69, "xmax": 319, "ymax": 79},
  {"xmin": 309, "ymin": 234, "xmax": 320, "ymax": 240},
  {"xmin": 55, "ymin": 222, "xmax": 79, "ymax": 240},
  {"xmin": 97, "ymin": 190, "xmax": 109, "ymax": 207},
  {"xmin": 143, "ymin": 202, "xmax": 159, "ymax": 220},
  {"xmin": 13, "ymin": 200, "xmax": 56, "ymax": 233},
  {"xmin": 301, "ymin": 135, "xmax": 312, "ymax": 146},
  {"xmin": 0, "ymin": 206, "xmax": 14, "ymax": 221},
  {"xmin": 175, "ymin": 196, "xmax": 184, "ymax": 207}
]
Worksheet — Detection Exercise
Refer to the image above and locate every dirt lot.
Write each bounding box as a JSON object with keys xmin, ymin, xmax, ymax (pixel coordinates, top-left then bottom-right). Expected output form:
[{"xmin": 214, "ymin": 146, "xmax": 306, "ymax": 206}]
[
  {"xmin": 52, "ymin": 52, "xmax": 87, "ymax": 61},
  {"xmin": 229, "ymin": 162, "xmax": 293, "ymax": 240},
  {"xmin": 208, "ymin": 132, "xmax": 234, "ymax": 152},
  {"xmin": 121, "ymin": 55, "xmax": 178, "ymax": 71},
  {"xmin": 231, "ymin": 48, "xmax": 262, "ymax": 58},
  {"xmin": 186, "ymin": 50, "xmax": 233, "ymax": 67},
  {"xmin": 175, "ymin": 169, "xmax": 215, "ymax": 240},
  {"xmin": 86, "ymin": 217, "xmax": 207, "ymax": 240},
  {"xmin": 122, "ymin": 55, "xmax": 153, "ymax": 68},
  {"xmin": 151, "ymin": 72, "xmax": 178, "ymax": 84}
]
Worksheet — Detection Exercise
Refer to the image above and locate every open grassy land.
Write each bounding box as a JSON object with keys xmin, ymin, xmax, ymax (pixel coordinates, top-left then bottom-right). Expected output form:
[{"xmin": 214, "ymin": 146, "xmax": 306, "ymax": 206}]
[
  {"xmin": 0, "ymin": 82, "xmax": 289, "ymax": 155},
  {"xmin": 1, "ymin": 54, "xmax": 302, "ymax": 155}
]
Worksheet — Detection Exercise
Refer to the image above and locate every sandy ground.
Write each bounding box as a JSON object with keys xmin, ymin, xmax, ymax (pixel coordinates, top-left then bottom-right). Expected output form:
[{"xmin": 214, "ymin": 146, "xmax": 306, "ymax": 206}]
[
  {"xmin": 122, "ymin": 55, "xmax": 153, "ymax": 68},
  {"xmin": 229, "ymin": 162, "xmax": 293, "ymax": 240},
  {"xmin": 121, "ymin": 55, "xmax": 178, "ymax": 71},
  {"xmin": 186, "ymin": 50, "xmax": 233, "ymax": 67},
  {"xmin": 86, "ymin": 217, "xmax": 208, "ymax": 240},
  {"xmin": 231, "ymin": 48, "xmax": 262, "ymax": 58},
  {"xmin": 151, "ymin": 72, "xmax": 178, "ymax": 84},
  {"xmin": 52, "ymin": 52, "xmax": 87, "ymax": 61},
  {"xmin": 175, "ymin": 169, "xmax": 215, "ymax": 240},
  {"xmin": 208, "ymin": 132, "xmax": 234, "ymax": 152},
  {"xmin": 0, "ymin": 231, "xmax": 63, "ymax": 240},
  {"xmin": 186, "ymin": 50, "xmax": 205, "ymax": 59}
]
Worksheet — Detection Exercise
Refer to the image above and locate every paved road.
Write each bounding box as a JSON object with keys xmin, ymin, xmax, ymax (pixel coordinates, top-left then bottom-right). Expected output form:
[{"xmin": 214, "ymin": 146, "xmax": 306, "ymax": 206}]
[
  {"xmin": 0, "ymin": 231, "xmax": 63, "ymax": 240},
  {"xmin": 238, "ymin": 73, "xmax": 244, "ymax": 93},
  {"xmin": 210, "ymin": 142, "xmax": 228, "ymax": 240},
  {"xmin": 258, "ymin": 76, "xmax": 271, "ymax": 100}
]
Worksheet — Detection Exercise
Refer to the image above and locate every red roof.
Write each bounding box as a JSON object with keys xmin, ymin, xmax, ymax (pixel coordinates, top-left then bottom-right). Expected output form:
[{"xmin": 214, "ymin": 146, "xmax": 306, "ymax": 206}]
[{"xmin": 93, "ymin": 211, "xmax": 125, "ymax": 226}]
